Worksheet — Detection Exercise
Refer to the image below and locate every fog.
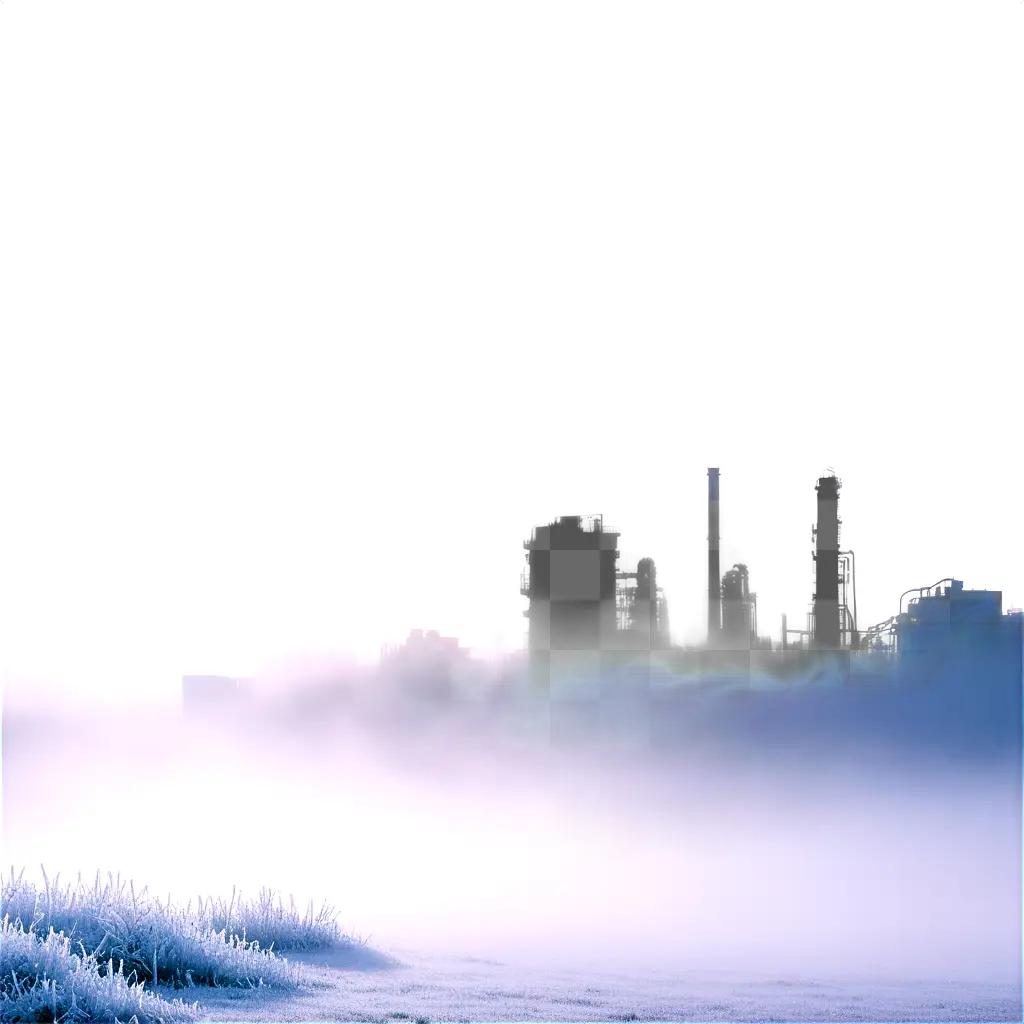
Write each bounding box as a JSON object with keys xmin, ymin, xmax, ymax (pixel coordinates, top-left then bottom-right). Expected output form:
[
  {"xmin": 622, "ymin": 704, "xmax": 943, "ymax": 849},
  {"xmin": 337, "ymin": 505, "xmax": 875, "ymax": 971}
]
[
  {"xmin": 4, "ymin": 663, "xmax": 1020, "ymax": 987},
  {"xmin": 3, "ymin": 5, "xmax": 1021, "ymax": 1016}
]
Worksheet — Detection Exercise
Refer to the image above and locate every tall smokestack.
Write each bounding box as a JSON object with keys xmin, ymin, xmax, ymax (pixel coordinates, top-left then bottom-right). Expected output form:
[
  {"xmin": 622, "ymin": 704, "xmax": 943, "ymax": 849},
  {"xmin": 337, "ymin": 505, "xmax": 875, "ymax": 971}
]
[
  {"xmin": 813, "ymin": 474, "xmax": 841, "ymax": 649},
  {"xmin": 708, "ymin": 467, "xmax": 721, "ymax": 644}
]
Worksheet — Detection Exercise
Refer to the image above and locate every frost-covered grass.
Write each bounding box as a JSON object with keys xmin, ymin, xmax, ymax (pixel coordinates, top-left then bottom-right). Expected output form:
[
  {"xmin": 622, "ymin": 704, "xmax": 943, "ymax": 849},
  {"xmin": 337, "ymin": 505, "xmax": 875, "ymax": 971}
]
[
  {"xmin": 0, "ymin": 869, "xmax": 373, "ymax": 1021},
  {"xmin": 194, "ymin": 887, "xmax": 355, "ymax": 953},
  {"xmin": 0, "ymin": 870, "xmax": 350, "ymax": 993},
  {"xmin": 0, "ymin": 918, "xmax": 197, "ymax": 1023}
]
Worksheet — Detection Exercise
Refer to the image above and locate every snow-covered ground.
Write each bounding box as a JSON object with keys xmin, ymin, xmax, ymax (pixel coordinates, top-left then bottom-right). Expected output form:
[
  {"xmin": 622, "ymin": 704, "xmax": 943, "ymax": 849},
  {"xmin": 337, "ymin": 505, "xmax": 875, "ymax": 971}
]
[{"xmin": 195, "ymin": 948, "xmax": 1022, "ymax": 1022}]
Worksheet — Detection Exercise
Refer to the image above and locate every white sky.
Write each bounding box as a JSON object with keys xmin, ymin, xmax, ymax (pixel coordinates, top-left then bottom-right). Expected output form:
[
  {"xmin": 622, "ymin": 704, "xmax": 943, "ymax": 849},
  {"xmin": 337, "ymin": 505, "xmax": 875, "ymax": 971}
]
[{"xmin": 1, "ymin": 1, "xmax": 1021, "ymax": 707}]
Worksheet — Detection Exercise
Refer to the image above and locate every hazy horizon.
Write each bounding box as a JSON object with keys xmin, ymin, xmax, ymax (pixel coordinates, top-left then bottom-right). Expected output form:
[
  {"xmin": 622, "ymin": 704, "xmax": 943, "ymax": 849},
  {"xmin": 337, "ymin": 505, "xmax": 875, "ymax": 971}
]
[
  {"xmin": 2, "ymin": 0, "xmax": 1021, "ymax": 710},
  {"xmin": 2, "ymin": 461, "xmax": 1020, "ymax": 709}
]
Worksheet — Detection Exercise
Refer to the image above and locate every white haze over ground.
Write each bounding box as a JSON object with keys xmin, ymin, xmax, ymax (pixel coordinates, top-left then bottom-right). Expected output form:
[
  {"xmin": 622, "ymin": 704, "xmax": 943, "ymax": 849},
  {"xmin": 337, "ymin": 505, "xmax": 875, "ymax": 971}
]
[
  {"xmin": 3, "ymin": 682, "xmax": 1020, "ymax": 1004},
  {"xmin": 1, "ymin": 2, "xmax": 1022, "ymax": 1018}
]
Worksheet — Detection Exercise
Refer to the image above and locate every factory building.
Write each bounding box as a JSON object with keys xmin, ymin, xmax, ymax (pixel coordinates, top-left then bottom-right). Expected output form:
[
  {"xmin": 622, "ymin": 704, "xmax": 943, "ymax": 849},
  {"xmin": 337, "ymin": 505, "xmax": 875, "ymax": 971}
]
[
  {"xmin": 896, "ymin": 581, "xmax": 1022, "ymax": 663},
  {"xmin": 522, "ymin": 515, "xmax": 668, "ymax": 686},
  {"xmin": 380, "ymin": 628, "xmax": 469, "ymax": 701},
  {"xmin": 618, "ymin": 556, "xmax": 670, "ymax": 647},
  {"xmin": 522, "ymin": 515, "xmax": 619, "ymax": 654},
  {"xmin": 705, "ymin": 469, "xmax": 766, "ymax": 651},
  {"xmin": 889, "ymin": 581, "xmax": 1023, "ymax": 725},
  {"xmin": 720, "ymin": 563, "xmax": 758, "ymax": 649}
]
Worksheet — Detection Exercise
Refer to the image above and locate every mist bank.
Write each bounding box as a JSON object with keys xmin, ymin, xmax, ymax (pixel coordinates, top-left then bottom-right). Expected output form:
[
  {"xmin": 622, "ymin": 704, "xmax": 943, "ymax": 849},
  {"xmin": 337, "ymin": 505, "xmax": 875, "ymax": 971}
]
[{"xmin": 3, "ymin": 655, "xmax": 1020, "ymax": 988}]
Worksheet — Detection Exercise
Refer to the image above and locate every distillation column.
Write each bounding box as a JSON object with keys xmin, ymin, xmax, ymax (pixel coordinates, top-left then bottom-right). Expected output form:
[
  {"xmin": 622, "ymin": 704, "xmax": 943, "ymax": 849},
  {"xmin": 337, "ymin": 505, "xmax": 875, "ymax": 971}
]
[{"xmin": 813, "ymin": 475, "xmax": 841, "ymax": 648}]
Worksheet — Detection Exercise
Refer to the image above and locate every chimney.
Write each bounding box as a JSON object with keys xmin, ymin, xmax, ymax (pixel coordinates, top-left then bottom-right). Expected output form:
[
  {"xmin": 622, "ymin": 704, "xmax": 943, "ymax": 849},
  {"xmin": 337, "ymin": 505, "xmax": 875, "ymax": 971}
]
[{"xmin": 708, "ymin": 468, "xmax": 721, "ymax": 644}]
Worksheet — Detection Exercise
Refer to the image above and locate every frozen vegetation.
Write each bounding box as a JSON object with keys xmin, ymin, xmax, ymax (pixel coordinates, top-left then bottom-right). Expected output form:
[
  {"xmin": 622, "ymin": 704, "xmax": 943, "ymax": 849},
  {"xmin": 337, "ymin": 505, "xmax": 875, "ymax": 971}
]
[
  {"xmin": 0, "ymin": 870, "xmax": 364, "ymax": 1023},
  {"xmin": 194, "ymin": 888, "xmax": 350, "ymax": 953},
  {"xmin": 0, "ymin": 918, "xmax": 196, "ymax": 1023}
]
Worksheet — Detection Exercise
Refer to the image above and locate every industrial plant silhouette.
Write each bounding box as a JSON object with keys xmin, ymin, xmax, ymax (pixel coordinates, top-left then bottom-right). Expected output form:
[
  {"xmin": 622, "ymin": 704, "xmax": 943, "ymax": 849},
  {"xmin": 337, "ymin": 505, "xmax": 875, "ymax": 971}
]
[
  {"xmin": 521, "ymin": 468, "xmax": 1022, "ymax": 695},
  {"xmin": 179, "ymin": 466, "xmax": 1022, "ymax": 730}
]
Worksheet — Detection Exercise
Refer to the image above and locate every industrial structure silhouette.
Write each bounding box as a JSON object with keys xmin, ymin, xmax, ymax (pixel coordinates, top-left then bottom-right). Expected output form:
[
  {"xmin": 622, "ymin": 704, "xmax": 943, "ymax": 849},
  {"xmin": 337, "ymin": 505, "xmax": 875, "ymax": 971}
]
[
  {"xmin": 522, "ymin": 468, "xmax": 1023, "ymax": 690},
  {"xmin": 180, "ymin": 467, "xmax": 1022, "ymax": 711}
]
